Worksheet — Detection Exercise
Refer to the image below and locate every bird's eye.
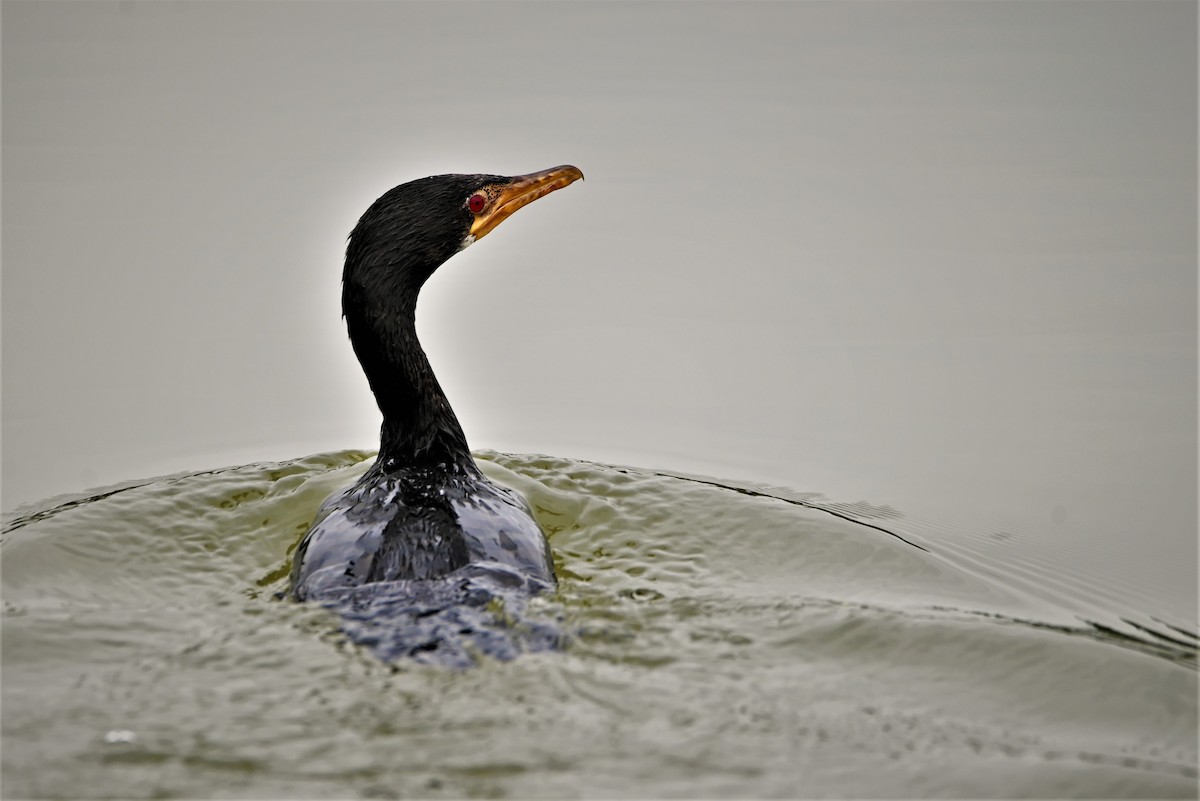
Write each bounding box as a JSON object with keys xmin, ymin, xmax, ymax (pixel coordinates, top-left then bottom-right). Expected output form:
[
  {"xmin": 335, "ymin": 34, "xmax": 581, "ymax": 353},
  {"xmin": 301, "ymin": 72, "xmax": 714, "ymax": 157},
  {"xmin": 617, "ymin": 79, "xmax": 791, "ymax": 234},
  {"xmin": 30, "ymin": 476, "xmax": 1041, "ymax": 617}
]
[{"xmin": 467, "ymin": 193, "xmax": 487, "ymax": 214}]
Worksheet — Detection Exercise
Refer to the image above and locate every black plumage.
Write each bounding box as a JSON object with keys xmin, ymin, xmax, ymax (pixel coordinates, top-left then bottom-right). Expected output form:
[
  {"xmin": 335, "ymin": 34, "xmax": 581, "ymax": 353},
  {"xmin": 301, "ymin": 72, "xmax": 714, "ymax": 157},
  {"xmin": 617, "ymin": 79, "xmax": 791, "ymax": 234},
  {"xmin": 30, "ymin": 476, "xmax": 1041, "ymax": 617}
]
[{"xmin": 289, "ymin": 166, "xmax": 583, "ymax": 663}]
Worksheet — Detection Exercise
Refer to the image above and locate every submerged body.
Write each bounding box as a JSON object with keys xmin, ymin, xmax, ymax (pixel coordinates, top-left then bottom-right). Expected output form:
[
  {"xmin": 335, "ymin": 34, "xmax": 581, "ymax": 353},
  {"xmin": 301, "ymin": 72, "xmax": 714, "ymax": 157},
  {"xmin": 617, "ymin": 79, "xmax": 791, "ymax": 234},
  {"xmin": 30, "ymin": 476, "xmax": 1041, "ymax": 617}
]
[
  {"xmin": 288, "ymin": 166, "xmax": 582, "ymax": 661},
  {"xmin": 291, "ymin": 460, "xmax": 560, "ymax": 664},
  {"xmin": 292, "ymin": 460, "xmax": 554, "ymax": 602}
]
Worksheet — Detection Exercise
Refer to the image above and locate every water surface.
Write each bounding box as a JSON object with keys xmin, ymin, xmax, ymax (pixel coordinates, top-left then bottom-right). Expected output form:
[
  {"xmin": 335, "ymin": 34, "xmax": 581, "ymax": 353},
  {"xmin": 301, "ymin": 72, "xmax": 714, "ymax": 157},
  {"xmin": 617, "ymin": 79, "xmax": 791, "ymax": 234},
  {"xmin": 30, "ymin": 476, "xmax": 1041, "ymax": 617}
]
[{"xmin": 3, "ymin": 452, "xmax": 1194, "ymax": 799}]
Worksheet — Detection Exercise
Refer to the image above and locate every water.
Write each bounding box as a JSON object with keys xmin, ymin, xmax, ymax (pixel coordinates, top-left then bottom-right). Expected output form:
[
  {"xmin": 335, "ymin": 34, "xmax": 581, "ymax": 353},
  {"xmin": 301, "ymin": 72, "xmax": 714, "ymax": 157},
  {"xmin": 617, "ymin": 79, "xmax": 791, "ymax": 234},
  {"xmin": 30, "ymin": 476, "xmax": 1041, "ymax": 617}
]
[
  {"xmin": 3, "ymin": 451, "xmax": 1195, "ymax": 799},
  {"xmin": 3, "ymin": 2, "xmax": 1196, "ymax": 797}
]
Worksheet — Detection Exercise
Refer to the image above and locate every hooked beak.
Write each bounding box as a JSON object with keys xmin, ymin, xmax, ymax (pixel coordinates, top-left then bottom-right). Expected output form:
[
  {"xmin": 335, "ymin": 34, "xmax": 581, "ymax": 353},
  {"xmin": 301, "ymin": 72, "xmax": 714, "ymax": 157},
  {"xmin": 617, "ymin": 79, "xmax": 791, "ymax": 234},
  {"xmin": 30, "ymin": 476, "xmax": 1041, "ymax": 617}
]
[{"xmin": 469, "ymin": 165, "xmax": 584, "ymax": 241}]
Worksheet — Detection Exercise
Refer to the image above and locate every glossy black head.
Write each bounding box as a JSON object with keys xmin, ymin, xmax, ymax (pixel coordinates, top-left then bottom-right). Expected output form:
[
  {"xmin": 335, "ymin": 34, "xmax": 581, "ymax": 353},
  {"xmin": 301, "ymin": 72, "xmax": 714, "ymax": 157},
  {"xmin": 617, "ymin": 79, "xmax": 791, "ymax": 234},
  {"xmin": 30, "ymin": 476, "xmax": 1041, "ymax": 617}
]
[
  {"xmin": 345, "ymin": 174, "xmax": 501, "ymax": 306},
  {"xmin": 343, "ymin": 165, "xmax": 584, "ymax": 316}
]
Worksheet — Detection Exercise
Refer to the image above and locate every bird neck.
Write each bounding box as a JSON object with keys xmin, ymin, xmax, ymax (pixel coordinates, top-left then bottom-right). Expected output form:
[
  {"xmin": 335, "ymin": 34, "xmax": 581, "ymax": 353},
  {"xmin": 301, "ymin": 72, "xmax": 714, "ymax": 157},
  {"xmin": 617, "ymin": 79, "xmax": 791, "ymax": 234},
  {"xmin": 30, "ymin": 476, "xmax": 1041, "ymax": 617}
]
[{"xmin": 347, "ymin": 305, "xmax": 476, "ymax": 475}]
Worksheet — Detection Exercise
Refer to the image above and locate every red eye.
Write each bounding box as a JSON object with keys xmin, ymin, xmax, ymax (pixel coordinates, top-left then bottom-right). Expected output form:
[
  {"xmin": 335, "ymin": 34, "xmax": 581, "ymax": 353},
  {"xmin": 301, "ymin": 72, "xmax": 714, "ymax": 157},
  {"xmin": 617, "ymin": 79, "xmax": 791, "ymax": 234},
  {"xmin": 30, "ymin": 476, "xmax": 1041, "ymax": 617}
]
[{"xmin": 467, "ymin": 193, "xmax": 487, "ymax": 214}]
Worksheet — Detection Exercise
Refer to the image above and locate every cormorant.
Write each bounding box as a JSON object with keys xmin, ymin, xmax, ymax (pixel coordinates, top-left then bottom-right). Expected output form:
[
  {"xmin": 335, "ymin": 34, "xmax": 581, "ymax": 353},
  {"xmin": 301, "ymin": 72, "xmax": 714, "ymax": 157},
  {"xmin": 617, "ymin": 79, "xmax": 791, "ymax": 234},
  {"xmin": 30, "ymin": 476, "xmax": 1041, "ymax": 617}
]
[{"xmin": 289, "ymin": 166, "xmax": 583, "ymax": 660}]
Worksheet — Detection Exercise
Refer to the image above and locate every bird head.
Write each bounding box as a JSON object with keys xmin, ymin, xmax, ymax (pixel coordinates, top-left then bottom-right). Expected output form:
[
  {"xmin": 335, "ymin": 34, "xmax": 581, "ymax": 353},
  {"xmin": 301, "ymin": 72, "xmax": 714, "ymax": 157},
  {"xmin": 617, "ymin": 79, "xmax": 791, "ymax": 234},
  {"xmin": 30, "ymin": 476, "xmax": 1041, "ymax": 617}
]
[{"xmin": 344, "ymin": 165, "xmax": 584, "ymax": 308}]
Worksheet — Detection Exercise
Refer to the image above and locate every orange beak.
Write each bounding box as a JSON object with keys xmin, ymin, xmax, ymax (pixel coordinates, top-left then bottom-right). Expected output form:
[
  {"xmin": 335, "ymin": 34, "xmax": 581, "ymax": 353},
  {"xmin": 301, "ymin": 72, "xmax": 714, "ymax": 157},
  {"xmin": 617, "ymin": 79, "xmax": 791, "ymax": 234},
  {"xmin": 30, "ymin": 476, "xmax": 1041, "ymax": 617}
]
[{"xmin": 468, "ymin": 165, "xmax": 584, "ymax": 241}]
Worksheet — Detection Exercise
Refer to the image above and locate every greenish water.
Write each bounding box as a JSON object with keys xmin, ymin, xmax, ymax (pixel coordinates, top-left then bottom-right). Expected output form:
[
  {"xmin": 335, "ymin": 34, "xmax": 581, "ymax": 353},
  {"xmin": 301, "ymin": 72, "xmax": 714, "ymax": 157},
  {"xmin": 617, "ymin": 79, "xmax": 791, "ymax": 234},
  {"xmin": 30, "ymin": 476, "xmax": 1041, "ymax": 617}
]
[{"xmin": 2, "ymin": 451, "xmax": 1196, "ymax": 799}]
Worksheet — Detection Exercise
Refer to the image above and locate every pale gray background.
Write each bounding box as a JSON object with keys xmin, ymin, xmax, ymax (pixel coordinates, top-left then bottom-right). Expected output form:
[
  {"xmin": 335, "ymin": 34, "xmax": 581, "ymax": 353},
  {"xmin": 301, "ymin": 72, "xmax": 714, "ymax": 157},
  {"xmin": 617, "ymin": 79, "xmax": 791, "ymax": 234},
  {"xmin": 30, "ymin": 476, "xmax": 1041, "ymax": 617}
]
[{"xmin": 3, "ymin": 2, "xmax": 1196, "ymax": 623}]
